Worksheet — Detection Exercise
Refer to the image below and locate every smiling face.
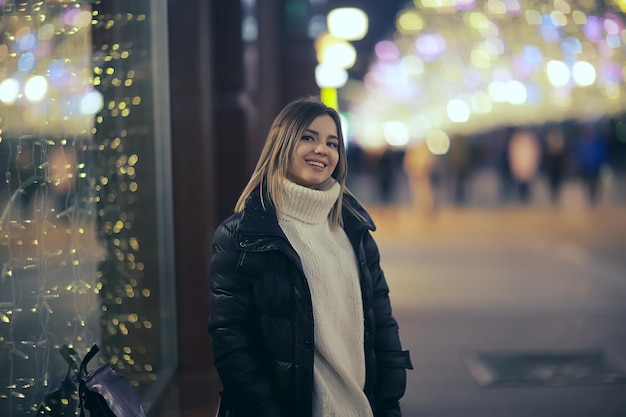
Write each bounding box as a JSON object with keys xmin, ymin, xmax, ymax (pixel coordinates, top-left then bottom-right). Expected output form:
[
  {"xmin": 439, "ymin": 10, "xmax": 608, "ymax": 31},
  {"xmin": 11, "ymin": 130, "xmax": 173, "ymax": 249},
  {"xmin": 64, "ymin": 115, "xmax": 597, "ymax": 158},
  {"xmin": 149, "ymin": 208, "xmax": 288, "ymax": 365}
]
[{"xmin": 287, "ymin": 114, "xmax": 340, "ymax": 188}]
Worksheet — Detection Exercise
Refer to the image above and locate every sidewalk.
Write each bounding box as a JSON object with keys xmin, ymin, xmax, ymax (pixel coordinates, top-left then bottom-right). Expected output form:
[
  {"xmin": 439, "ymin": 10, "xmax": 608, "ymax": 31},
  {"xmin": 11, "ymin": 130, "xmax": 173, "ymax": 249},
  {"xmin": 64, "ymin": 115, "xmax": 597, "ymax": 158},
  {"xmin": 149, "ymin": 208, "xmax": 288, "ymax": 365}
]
[{"xmin": 369, "ymin": 203, "xmax": 626, "ymax": 417}]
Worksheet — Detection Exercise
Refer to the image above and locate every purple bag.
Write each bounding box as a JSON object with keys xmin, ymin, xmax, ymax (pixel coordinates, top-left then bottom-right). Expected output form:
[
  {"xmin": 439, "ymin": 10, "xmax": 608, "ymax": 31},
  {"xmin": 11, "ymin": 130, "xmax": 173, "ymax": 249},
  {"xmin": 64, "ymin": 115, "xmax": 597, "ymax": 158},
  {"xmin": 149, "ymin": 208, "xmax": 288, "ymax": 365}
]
[{"xmin": 78, "ymin": 344, "xmax": 146, "ymax": 417}]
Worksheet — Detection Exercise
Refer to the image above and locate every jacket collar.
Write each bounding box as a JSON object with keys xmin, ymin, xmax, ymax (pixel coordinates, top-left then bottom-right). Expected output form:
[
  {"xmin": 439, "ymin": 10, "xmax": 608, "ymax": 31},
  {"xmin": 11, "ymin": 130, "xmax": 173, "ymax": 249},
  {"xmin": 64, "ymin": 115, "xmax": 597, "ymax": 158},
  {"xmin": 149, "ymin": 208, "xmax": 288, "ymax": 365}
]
[
  {"xmin": 342, "ymin": 191, "xmax": 376, "ymax": 234},
  {"xmin": 238, "ymin": 187, "xmax": 284, "ymax": 238},
  {"xmin": 238, "ymin": 186, "xmax": 376, "ymax": 242}
]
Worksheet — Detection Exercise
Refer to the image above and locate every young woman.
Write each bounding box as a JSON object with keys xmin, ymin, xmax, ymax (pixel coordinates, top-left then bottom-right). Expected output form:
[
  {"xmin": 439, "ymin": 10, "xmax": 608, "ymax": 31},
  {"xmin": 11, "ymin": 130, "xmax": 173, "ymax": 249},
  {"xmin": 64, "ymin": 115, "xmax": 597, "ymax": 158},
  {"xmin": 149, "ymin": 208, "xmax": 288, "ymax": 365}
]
[{"xmin": 208, "ymin": 96, "xmax": 412, "ymax": 417}]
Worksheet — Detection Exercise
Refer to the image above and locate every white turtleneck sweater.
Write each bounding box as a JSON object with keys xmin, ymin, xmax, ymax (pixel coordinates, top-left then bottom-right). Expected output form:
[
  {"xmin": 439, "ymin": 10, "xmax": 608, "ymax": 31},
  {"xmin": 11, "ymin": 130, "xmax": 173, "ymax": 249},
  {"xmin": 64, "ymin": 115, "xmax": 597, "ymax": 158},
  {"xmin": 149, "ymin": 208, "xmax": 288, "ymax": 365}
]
[{"xmin": 278, "ymin": 179, "xmax": 373, "ymax": 417}]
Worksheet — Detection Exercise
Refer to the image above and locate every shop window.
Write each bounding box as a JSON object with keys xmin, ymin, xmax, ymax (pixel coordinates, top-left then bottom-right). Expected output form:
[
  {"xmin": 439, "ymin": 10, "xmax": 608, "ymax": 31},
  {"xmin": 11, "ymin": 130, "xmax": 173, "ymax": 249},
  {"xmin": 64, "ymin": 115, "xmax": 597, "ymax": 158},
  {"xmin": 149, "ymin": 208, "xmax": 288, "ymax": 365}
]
[{"xmin": 0, "ymin": 1, "xmax": 176, "ymax": 415}]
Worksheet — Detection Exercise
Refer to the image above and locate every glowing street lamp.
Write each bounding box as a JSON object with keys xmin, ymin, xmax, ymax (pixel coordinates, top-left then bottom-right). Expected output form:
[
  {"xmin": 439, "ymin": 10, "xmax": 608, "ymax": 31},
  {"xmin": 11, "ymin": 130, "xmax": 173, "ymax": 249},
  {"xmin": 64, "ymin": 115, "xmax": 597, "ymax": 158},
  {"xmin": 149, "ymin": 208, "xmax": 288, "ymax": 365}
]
[
  {"xmin": 315, "ymin": 63, "xmax": 348, "ymax": 89},
  {"xmin": 327, "ymin": 8, "xmax": 368, "ymax": 41},
  {"xmin": 315, "ymin": 63, "xmax": 348, "ymax": 110},
  {"xmin": 322, "ymin": 42, "xmax": 357, "ymax": 69},
  {"xmin": 316, "ymin": 7, "xmax": 369, "ymax": 110},
  {"xmin": 315, "ymin": 33, "xmax": 357, "ymax": 69}
]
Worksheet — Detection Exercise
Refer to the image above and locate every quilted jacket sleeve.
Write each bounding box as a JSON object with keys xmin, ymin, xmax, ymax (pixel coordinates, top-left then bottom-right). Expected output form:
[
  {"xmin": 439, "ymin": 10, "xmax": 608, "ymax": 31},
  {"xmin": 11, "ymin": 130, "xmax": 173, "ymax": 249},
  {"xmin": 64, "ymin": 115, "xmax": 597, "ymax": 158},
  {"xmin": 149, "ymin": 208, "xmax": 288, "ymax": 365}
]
[
  {"xmin": 363, "ymin": 231, "xmax": 413, "ymax": 417},
  {"xmin": 208, "ymin": 220, "xmax": 283, "ymax": 417}
]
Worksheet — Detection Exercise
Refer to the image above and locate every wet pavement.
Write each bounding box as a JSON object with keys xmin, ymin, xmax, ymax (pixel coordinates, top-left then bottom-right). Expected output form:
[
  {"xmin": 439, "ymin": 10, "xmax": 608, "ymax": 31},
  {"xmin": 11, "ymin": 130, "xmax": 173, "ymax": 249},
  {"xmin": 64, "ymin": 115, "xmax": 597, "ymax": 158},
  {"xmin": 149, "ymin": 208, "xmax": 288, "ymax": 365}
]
[{"xmin": 369, "ymin": 203, "xmax": 626, "ymax": 417}]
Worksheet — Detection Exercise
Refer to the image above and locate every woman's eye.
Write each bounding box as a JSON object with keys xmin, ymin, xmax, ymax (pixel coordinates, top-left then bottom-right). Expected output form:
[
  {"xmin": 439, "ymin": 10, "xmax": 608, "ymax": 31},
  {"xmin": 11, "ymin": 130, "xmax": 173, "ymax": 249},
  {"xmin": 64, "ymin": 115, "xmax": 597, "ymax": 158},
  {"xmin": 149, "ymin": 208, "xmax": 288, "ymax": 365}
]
[
  {"xmin": 327, "ymin": 141, "xmax": 338, "ymax": 148},
  {"xmin": 302, "ymin": 135, "xmax": 314, "ymax": 141}
]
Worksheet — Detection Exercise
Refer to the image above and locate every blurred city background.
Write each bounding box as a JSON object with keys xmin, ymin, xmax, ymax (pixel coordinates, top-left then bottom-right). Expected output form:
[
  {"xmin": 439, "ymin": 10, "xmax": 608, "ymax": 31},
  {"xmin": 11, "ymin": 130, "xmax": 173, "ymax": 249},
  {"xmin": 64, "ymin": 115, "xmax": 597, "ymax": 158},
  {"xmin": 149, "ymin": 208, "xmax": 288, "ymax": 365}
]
[{"xmin": 0, "ymin": 1, "xmax": 625, "ymax": 416}]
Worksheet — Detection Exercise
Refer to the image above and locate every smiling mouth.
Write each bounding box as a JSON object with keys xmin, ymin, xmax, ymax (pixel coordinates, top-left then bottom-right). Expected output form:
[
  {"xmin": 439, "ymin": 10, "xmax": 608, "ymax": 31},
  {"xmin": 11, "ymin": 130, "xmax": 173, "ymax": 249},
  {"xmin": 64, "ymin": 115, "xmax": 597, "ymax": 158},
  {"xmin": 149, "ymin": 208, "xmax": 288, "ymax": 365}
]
[{"xmin": 306, "ymin": 160, "xmax": 326, "ymax": 168}]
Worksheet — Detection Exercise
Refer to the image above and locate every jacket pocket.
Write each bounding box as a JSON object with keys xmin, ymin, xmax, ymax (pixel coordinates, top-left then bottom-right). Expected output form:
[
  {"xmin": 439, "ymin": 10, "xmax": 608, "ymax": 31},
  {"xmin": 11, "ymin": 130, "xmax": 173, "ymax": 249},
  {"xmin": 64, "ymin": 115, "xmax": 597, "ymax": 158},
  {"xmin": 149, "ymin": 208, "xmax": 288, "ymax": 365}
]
[
  {"xmin": 378, "ymin": 350, "xmax": 413, "ymax": 370},
  {"xmin": 375, "ymin": 350, "xmax": 413, "ymax": 407}
]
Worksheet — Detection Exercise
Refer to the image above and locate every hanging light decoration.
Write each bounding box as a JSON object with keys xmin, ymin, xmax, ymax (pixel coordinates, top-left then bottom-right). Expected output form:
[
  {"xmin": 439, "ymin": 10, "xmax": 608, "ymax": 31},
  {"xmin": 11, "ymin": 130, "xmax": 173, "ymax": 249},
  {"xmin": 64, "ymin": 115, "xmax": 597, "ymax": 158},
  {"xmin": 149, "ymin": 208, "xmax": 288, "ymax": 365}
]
[{"xmin": 342, "ymin": 0, "xmax": 626, "ymax": 147}]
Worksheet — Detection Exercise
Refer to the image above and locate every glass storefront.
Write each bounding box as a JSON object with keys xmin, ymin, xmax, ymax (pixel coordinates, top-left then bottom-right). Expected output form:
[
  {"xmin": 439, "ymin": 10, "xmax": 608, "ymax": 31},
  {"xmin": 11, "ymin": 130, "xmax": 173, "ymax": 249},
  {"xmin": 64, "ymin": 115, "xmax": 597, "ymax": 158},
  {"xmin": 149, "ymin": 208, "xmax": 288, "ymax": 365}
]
[{"xmin": 0, "ymin": 1, "xmax": 176, "ymax": 415}]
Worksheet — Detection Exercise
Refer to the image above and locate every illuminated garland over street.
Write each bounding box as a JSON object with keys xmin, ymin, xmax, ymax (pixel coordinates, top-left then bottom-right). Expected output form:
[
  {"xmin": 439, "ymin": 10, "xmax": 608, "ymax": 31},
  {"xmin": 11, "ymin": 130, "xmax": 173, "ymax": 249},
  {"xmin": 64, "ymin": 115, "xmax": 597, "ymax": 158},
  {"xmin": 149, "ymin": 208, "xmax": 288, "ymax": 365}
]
[{"xmin": 343, "ymin": 0, "xmax": 626, "ymax": 148}]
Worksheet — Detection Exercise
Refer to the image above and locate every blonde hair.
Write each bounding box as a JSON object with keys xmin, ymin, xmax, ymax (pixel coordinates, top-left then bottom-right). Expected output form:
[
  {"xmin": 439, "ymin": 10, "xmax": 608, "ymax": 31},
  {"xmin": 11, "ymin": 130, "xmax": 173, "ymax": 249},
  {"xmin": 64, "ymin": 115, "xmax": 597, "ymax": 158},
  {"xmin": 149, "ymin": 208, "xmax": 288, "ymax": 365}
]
[{"xmin": 235, "ymin": 96, "xmax": 361, "ymax": 229}]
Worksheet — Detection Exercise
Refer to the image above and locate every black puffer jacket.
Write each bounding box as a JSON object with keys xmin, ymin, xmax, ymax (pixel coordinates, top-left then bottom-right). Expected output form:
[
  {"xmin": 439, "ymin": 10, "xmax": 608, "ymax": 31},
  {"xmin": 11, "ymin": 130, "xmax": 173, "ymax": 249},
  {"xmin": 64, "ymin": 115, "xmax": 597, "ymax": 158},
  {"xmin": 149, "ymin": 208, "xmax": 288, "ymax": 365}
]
[{"xmin": 208, "ymin": 188, "xmax": 412, "ymax": 417}]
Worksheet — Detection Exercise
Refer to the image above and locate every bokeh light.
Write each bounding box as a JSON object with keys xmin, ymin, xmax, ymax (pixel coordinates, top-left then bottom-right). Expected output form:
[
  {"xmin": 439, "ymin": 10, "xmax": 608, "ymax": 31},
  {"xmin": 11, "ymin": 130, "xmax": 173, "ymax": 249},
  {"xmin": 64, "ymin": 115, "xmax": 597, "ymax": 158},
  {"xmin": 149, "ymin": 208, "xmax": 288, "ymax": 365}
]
[
  {"xmin": 572, "ymin": 61, "xmax": 596, "ymax": 86},
  {"xmin": 425, "ymin": 129, "xmax": 450, "ymax": 155},
  {"xmin": 80, "ymin": 90, "xmax": 104, "ymax": 115},
  {"xmin": 447, "ymin": 99, "xmax": 471, "ymax": 123},
  {"xmin": 0, "ymin": 4, "xmax": 96, "ymax": 136},
  {"xmin": 0, "ymin": 78, "xmax": 20, "ymax": 104},
  {"xmin": 396, "ymin": 9, "xmax": 425, "ymax": 34},
  {"xmin": 546, "ymin": 60, "xmax": 570, "ymax": 87},
  {"xmin": 24, "ymin": 75, "xmax": 48, "ymax": 102},
  {"xmin": 315, "ymin": 63, "xmax": 348, "ymax": 88},
  {"xmin": 341, "ymin": 0, "xmax": 626, "ymax": 151},
  {"xmin": 327, "ymin": 8, "xmax": 368, "ymax": 41},
  {"xmin": 384, "ymin": 121, "xmax": 410, "ymax": 146},
  {"xmin": 323, "ymin": 42, "xmax": 357, "ymax": 69}
]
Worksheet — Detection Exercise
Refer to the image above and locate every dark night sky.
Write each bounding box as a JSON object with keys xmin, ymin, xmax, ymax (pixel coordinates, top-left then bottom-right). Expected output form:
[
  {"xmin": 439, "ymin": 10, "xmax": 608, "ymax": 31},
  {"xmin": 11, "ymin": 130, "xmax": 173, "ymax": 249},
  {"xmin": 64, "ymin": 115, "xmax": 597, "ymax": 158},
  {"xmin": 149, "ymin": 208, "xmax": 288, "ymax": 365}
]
[{"xmin": 357, "ymin": 0, "xmax": 408, "ymax": 45}]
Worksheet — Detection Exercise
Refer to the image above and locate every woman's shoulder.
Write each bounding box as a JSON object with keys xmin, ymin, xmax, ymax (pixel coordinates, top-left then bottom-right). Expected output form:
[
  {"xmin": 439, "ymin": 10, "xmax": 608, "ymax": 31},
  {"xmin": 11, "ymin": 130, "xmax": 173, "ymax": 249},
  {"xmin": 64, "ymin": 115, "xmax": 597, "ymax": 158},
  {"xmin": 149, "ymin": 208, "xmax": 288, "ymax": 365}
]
[
  {"xmin": 213, "ymin": 200, "xmax": 280, "ymax": 243},
  {"xmin": 213, "ymin": 212, "xmax": 244, "ymax": 243}
]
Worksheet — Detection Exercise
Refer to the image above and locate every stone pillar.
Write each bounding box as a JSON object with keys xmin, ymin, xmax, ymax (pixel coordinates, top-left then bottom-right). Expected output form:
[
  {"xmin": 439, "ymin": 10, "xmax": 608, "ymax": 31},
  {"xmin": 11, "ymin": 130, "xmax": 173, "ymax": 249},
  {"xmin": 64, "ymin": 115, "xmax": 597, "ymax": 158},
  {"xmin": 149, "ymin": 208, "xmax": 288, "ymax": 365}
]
[
  {"xmin": 212, "ymin": 1, "xmax": 251, "ymax": 221},
  {"xmin": 168, "ymin": 0, "xmax": 216, "ymax": 373}
]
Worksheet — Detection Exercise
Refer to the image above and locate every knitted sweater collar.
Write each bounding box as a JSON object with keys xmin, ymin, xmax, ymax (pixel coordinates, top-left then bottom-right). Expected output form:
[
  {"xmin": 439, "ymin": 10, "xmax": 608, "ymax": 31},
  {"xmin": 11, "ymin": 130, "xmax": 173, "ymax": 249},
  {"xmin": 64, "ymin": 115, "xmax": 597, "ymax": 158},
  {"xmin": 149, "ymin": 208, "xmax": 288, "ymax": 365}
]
[{"xmin": 280, "ymin": 179, "xmax": 340, "ymax": 225}]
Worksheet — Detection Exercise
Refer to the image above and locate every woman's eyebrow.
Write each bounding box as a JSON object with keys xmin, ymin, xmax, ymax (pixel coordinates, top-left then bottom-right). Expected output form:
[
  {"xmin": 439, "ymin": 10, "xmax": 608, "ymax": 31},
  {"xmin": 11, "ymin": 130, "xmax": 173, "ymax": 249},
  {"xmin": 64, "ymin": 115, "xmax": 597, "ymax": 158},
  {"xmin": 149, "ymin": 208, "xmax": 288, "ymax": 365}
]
[{"xmin": 305, "ymin": 128, "xmax": 339, "ymax": 140}]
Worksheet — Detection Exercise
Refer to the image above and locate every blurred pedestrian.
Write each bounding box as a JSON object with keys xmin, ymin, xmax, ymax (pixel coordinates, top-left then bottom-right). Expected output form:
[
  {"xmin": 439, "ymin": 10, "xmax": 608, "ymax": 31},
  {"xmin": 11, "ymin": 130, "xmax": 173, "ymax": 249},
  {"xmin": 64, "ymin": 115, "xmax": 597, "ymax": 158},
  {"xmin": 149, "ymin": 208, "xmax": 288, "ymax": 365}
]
[
  {"xmin": 208, "ymin": 96, "xmax": 412, "ymax": 417},
  {"xmin": 575, "ymin": 122, "xmax": 608, "ymax": 206},
  {"xmin": 543, "ymin": 125, "xmax": 567, "ymax": 205},
  {"xmin": 447, "ymin": 134, "xmax": 470, "ymax": 206},
  {"xmin": 495, "ymin": 127, "xmax": 514, "ymax": 203},
  {"xmin": 377, "ymin": 144, "xmax": 396, "ymax": 205},
  {"xmin": 404, "ymin": 141, "xmax": 436, "ymax": 216},
  {"xmin": 507, "ymin": 127, "xmax": 541, "ymax": 204}
]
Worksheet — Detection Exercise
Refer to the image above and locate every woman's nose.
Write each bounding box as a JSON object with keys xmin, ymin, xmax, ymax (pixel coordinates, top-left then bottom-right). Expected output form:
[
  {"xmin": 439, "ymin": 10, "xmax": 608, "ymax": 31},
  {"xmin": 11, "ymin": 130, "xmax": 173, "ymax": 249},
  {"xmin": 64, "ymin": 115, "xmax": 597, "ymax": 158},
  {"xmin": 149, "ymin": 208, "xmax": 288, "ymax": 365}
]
[{"xmin": 314, "ymin": 143, "xmax": 328, "ymax": 154}]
